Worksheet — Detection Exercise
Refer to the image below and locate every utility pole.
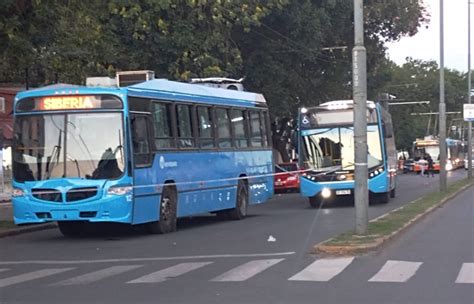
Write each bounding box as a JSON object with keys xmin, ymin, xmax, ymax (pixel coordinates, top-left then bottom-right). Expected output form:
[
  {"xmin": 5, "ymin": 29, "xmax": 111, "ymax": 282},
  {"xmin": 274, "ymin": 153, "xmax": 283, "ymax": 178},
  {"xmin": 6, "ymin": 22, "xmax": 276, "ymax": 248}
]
[
  {"xmin": 353, "ymin": 0, "xmax": 368, "ymax": 235},
  {"xmin": 439, "ymin": 0, "xmax": 447, "ymax": 191},
  {"xmin": 468, "ymin": 0, "xmax": 473, "ymax": 179}
]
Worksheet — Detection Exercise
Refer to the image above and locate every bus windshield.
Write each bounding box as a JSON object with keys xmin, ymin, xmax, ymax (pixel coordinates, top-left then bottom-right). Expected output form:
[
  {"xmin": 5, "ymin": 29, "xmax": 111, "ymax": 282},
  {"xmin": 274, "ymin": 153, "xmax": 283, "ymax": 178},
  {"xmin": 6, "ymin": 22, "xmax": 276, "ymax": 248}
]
[
  {"xmin": 13, "ymin": 112, "xmax": 125, "ymax": 182},
  {"xmin": 414, "ymin": 145, "xmax": 440, "ymax": 161},
  {"xmin": 301, "ymin": 124, "xmax": 383, "ymax": 171}
]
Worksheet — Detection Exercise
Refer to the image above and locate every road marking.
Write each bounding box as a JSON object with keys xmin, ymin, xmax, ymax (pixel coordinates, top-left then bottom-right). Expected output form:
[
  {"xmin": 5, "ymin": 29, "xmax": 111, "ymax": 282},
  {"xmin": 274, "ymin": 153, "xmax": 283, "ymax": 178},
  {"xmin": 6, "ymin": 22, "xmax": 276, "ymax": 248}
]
[
  {"xmin": 127, "ymin": 262, "xmax": 212, "ymax": 284},
  {"xmin": 288, "ymin": 257, "xmax": 354, "ymax": 282},
  {"xmin": 211, "ymin": 259, "xmax": 284, "ymax": 282},
  {"xmin": 53, "ymin": 265, "xmax": 143, "ymax": 286},
  {"xmin": 369, "ymin": 260, "xmax": 422, "ymax": 283},
  {"xmin": 0, "ymin": 252, "xmax": 295, "ymax": 265},
  {"xmin": 0, "ymin": 269, "xmax": 8, "ymax": 273},
  {"xmin": 0, "ymin": 268, "xmax": 73, "ymax": 288},
  {"xmin": 455, "ymin": 263, "xmax": 474, "ymax": 284}
]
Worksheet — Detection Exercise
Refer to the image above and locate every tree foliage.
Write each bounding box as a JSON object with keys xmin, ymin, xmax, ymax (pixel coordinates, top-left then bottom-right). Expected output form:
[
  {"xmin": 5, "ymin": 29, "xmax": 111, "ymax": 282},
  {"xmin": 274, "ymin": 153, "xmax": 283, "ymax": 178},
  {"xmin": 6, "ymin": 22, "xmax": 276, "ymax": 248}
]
[
  {"xmin": 378, "ymin": 58, "xmax": 467, "ymax": 150},
  {"xmin": 0, "ymin": 0, "xmax": 437, "ymax": 158}
]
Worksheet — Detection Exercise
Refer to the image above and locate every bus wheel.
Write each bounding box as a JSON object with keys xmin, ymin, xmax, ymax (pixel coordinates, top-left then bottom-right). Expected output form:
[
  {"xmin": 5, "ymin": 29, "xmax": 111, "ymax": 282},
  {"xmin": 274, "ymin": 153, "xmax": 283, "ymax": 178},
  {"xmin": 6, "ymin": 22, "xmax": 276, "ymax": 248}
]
[
  {"xmin": 372, "ymin": 192, "xmax": 389, "ymax": 204},
  {"xmin": 149, "ymin": 186, "xmax": 177, "ymax": 234},
  {"xmin": 308, "ymin": 196, "xmax": 321, "ymax": 208},
  {"xmin": 390, "ymin": 188, "xmax": 396, "ymax": 198},
  {"xmin": 58, "ymin": 221, "xmax": 85, "ymax": 237},
  {"xmin": 228, "ymin": 181, "xmax": 248, "ymax": 220}
]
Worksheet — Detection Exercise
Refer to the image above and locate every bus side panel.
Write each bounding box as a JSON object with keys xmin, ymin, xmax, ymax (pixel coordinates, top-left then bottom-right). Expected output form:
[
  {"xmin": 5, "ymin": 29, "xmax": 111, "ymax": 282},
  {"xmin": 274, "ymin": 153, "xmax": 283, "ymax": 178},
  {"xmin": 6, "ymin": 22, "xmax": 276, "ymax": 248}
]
[{"xmin": 132, "ymin": 150, "xmax": 273, "ymax": 223}]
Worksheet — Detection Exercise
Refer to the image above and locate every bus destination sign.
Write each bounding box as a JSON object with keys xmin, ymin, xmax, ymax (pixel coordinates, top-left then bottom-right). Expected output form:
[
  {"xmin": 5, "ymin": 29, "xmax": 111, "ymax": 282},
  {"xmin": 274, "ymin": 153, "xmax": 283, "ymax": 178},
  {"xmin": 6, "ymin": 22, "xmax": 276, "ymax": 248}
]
[{"xmin": 39, "ymin": 96, "xmax": 99, "ymax": 110}]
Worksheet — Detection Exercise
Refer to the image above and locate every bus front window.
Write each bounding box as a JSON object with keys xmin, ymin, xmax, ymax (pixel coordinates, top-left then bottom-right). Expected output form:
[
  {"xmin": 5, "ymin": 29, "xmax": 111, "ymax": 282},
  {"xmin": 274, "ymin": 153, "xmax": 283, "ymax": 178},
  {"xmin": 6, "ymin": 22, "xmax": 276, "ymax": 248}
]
[
  {"xmin": 13, "ymin": 113, "xmax": 125, "ymax": 182},
  {"xmin": 302, "ymin": 124, "xmax": 383, "ymax": 171}
]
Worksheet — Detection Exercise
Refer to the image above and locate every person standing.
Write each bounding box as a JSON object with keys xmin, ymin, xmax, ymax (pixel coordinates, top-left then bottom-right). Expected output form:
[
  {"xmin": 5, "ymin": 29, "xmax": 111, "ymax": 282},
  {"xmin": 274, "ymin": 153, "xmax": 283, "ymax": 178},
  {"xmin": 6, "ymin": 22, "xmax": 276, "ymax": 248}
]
[
  {"xmin": 420, "ymin": 155, "xmax": 427, "ymax": 176},
  {"xmin": 426, "ymin": 153, "xmax": 435, "ymax": 177}
]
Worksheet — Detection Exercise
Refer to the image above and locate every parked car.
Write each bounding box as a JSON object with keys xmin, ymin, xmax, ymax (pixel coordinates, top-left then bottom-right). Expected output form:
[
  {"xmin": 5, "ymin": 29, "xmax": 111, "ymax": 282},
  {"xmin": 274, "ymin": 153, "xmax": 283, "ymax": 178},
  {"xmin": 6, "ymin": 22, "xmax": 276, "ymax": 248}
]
[{"xmin": 274, "ymin": 162, "xmax": 300, "ymax": 193}]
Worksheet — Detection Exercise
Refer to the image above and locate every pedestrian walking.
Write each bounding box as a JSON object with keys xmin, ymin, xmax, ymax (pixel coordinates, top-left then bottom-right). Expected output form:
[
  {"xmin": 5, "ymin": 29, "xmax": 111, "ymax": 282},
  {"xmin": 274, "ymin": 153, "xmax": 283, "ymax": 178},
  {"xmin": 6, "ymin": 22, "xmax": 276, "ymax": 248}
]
[
  {"xmin": 419, "ymin": 155, "xmax": 427, "ymax": 177},
  {"xmin": 426, "ymin": 154, "xmax": 435, "ymax": 177}
]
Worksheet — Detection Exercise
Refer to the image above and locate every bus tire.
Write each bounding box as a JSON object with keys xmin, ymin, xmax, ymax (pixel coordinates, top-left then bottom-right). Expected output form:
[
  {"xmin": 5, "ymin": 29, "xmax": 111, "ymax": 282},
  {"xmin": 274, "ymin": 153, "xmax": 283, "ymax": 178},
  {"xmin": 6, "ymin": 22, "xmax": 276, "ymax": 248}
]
[
  {"xmin": 308, "ymin": 196, "xmax": 321, "ymax": 208},
  {"xmin": 390, "ymin": 187, "xmax": 396, "ymax": 198},
  {"xmin": 149, "ymin": 186, "xmax": 177, "ymax": 234},
  {"xmin": 228, "ymin": 181, "xmax": 248, "ymax": 220},
  {"xmin": 58, "ymin": 221, "xmax": 85, "ymax": 237},
  {"xmin": 374, "ymin": 192, "xmax": 390, "ymax": 204}
]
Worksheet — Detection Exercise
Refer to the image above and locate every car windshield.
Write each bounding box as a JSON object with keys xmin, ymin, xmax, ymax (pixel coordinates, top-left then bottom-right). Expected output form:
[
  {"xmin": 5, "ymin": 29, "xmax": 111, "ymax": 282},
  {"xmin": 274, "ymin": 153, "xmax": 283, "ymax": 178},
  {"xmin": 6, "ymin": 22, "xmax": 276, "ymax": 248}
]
[
  {"xmin": 301, "ymin": 124, "xmax": 383, "ymax": 172},
  {"xmin": 13, "ymin": 112, "xmax": 125, "ymax": 182}
]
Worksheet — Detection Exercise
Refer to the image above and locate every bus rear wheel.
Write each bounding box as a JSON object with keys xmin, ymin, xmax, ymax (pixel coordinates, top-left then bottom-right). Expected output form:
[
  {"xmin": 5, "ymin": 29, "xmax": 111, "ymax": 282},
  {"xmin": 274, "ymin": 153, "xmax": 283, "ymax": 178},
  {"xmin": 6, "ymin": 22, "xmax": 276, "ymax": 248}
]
[
  {"xmin": 148, "ymin": 186, "xmax": 177, "ymax": 234},
  {"xmin": 58, "ymin": 221, "xmax": 85, "ymax": 237},
  {"xmin": 228, "ymin": 181, "xmax": 248, "ymax": 220}
]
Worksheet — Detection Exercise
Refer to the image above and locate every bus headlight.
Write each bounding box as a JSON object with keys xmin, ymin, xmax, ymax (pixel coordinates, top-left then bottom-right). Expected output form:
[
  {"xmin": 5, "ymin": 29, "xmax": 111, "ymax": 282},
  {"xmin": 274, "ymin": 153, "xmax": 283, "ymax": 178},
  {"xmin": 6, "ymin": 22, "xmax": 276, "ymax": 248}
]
[
  {"xmin": 12, "ymin": 188, "xmax": 25, "ymax": 197},
  {"xmin": 321, "ymin": 188, "xmax": 332, "ymax": 199},
  {"xmin": 445, "ymin": 163, "xmax": 453, "ymax": 171},
  {"xmin": 107, "ymin": 186, "xmax": 133, "ymax": 196}
]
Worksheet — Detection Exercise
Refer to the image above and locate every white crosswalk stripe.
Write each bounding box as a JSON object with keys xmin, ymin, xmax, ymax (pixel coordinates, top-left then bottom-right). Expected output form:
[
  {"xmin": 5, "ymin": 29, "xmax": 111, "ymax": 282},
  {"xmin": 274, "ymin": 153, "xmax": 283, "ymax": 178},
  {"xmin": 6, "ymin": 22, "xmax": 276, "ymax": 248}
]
[
  {"xmin": 368, "ymin": 260, "xmax": 422, "ymax": 283},
  {"xmin": 0, "ymin": 269, "xmax": 8, "ymax": 273},
  {"xmin": 127, "ymin": 262, "xmax": 212, "ymax": 284},
  {"xmin": 288, "ymin": 257, "xmax": 354, "ymax": 282},
  {"xmin": 53, "ymin": 265, "xmax": 143, "ymax": 286},
  {"xmin": 0, "ymin": 268, "xmax": 74, "ymax": 288},
  {"xmin": 455, "ymin": 263, "xmax": 474, "ymax": 284},
  {"xmin": 211, "ymin": 259, "xmax": 284, "ymax": 282}
]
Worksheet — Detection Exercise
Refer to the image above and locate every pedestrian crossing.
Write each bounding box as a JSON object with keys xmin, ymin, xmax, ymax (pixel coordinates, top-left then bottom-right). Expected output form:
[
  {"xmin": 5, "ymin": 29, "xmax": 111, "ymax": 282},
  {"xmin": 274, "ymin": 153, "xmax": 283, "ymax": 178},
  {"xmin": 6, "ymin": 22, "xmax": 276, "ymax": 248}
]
[{"xmin": 0, "ymin": 257, "xmax": 472, "ymax": 288}]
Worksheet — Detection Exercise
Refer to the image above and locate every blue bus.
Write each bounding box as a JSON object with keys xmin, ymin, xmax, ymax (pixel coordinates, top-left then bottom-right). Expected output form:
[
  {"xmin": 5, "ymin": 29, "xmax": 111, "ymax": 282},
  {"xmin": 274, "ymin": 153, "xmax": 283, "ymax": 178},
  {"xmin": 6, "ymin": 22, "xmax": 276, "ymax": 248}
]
[
  {"xmin": 12, "ymin": 79, "xmax": 273, "ymax": 236},
  {"xmin": 298, "ymin": 100, "xmax": 397, "ymax": 207}
]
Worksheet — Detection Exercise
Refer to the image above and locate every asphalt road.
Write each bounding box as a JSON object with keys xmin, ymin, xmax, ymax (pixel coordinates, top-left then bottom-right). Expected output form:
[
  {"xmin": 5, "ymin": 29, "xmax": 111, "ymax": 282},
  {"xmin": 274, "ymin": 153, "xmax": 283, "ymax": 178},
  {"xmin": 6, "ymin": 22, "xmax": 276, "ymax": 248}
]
[{"xmin": 0, "ymin": 170, "xmax": 470, "ymax": 304}]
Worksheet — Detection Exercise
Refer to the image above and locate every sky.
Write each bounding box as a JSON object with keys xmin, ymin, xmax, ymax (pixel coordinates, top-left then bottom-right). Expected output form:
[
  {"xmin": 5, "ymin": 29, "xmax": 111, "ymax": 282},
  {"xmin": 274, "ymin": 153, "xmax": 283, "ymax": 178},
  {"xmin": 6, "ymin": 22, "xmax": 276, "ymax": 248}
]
[{"xmin": 387, "ymin": 0, "xmax": 470, "ymax": 72}]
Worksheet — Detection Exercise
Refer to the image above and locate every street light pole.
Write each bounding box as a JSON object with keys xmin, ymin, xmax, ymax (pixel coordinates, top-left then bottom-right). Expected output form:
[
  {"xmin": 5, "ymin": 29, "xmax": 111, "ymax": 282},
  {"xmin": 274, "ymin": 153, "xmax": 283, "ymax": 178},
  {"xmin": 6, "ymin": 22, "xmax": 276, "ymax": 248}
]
[
  {"xmin": 439, "ymin": 0, "xmax": 448, "ymax": 191},
  {"xmin": 353, "ymin": 0, "xmax": 368, "ymax": 235},
  {"xmin": 468, "ymin": 0, "xmax": 473, "ymax": 179}
]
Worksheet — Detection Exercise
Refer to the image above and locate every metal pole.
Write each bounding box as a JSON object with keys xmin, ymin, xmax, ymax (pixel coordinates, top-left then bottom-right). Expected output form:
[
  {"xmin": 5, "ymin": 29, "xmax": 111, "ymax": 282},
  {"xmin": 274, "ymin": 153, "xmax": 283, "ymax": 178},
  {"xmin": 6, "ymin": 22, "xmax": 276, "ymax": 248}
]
[
  {"xmin": 353, "ymin": 0, "xmax": 368, "ymax": 235},
  {"xmin": 439, "ymin": 0, "xmax": 448, "ymax": 191},
  {"xmin": 468, "ymin": 0, "xmax": 473, "ymax": 179}
]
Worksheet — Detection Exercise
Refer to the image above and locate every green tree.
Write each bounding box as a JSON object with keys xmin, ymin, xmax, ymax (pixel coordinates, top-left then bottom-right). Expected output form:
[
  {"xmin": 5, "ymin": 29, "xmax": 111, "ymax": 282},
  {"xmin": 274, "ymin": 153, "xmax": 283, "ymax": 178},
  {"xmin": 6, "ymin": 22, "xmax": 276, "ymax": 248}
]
[{"xmin": 379, "ymin": 58, "xmax": 467, "ymax": 150}]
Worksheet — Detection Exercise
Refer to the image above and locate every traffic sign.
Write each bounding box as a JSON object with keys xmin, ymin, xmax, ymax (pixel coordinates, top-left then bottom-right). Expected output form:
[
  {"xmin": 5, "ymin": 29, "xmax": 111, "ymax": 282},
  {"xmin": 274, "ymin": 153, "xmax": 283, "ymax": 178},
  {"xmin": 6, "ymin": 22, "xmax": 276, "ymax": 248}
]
[{"xmin": 464, "ymin": 104, "xmax": 474, "ymax": 121}]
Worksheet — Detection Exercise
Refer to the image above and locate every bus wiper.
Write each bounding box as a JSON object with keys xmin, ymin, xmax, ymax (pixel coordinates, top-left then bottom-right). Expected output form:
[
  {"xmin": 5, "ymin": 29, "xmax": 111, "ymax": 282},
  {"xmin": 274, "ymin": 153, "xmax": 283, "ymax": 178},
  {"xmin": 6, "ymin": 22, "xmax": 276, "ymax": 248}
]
[
  {"xmin": 45, "ymin": 144, "xmax": 61, "ymax": 179},
  {"xmin": 66, "ymin": 154, "xmax": 81, "ymax": 178}
]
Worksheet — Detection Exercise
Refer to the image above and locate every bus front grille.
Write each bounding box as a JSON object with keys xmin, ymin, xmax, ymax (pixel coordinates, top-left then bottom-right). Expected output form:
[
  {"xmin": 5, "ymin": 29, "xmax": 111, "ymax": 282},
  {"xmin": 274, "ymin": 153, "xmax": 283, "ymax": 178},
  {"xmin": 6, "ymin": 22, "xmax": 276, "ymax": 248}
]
[
  {"xmin": 66, "ymin": 187, "xmax": 98, "ymax": 202},
  {"xmin": 32, "ymin": 189, "xmax": 62, "ymax": 202}
]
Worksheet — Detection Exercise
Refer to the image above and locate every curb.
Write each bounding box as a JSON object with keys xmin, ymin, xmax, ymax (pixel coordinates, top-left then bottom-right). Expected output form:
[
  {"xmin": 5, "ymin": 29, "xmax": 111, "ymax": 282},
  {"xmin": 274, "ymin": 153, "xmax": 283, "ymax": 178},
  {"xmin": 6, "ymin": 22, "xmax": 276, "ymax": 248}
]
[
  {"xmin": 0, "ymin": 223, "xmax": 57, "ymax": 238},
  {"xmin": 313, "ymin": 182, "xmax": 474, "ymax": 256}
]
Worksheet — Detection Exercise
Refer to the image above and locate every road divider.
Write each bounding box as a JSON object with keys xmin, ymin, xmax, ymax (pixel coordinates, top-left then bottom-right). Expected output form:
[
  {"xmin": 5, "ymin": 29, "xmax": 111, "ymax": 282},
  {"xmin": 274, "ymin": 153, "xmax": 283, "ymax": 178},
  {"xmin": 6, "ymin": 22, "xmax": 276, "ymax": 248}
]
[{"xmin": 314, "ymin": 178, "xmax": 474, "ymax": 255}]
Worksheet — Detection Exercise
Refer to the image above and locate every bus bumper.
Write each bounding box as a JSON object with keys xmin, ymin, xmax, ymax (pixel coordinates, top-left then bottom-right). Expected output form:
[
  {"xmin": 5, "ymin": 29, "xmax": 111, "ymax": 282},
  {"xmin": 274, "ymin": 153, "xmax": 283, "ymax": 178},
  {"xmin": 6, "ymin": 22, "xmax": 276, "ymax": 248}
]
[
  {"xmin": 300, "ymin": 172, "xmax": 390, "ymax": 198},
  {"xmin": 12, "ymin": 195, "xmax": 133, "ymax": 225}
]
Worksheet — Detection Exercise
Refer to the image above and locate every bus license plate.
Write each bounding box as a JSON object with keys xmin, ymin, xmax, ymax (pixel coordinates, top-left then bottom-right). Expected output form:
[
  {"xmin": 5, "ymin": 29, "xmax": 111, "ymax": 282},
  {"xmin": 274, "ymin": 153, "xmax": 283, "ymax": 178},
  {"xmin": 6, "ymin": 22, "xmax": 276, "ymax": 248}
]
[{"xmin": 336, "ymin": 190, "xmax": 351, "ymax": 195}]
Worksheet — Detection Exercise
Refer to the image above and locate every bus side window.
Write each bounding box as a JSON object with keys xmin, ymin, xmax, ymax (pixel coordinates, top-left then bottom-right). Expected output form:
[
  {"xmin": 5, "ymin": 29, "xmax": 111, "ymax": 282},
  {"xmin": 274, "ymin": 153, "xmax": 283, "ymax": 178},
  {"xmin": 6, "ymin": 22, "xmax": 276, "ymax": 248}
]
[
  {"xmin": 197, "ymin": 106, "xmax": 215, "ymax": 149},
  {"xmin": 176, "ymin": 104, "xmax": 195, "ymax": 148},
  {"xmin": 230, "ymin": 109, "xmax": 248, "ymax": 148},
  {"xmin": 216, "ymin": 108, "xmax": 232, "ymax": 148},
  {"xmin": 249, "ymin": 111, "xmax": 262, "ymax": 147},
  {"xmin": 131, "ymin": 114, "xmax": 152, "ymax": 167},
  {"xmin": 152, "ymin": 102, "xmax": 174, "ymax": 149}
]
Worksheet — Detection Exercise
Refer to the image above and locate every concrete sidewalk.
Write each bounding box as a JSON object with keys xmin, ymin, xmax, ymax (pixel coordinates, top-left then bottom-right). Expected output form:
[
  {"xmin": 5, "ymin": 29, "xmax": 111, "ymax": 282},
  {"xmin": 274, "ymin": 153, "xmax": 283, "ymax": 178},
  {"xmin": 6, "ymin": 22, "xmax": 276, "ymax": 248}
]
[{"xmin": 0, "ymin": 201, "xmax": 13, "ymax": 222}]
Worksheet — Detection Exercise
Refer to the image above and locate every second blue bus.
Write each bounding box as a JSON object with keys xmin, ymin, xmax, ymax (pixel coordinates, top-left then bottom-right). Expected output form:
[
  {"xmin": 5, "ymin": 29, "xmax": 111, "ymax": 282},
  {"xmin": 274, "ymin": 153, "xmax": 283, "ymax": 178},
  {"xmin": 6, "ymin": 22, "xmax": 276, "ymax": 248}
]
[{"xmin": 298, "ymin": 100, "xmax": 397, "ymax": 207}]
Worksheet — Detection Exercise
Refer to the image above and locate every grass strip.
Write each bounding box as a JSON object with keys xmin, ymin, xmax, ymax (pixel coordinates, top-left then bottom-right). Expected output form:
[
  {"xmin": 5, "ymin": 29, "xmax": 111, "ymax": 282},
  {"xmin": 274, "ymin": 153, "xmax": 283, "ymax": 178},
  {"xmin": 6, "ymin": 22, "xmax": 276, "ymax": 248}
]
[{"xmin": 322, "ymin": 178, "xmax": 474, "ymax": 247}]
